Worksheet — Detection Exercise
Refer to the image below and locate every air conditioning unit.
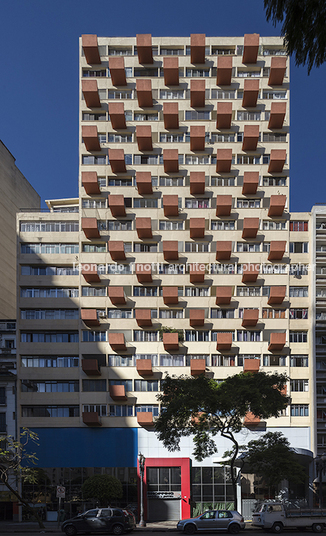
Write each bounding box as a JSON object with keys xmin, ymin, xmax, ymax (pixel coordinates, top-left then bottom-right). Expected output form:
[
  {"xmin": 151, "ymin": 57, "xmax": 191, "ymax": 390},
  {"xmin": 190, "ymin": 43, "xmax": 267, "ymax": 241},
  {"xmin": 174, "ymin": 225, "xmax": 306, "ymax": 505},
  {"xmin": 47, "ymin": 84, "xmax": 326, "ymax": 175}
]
[{"xmin": 98, "ymin": 311, "xmax": 107, "ymax": 318}]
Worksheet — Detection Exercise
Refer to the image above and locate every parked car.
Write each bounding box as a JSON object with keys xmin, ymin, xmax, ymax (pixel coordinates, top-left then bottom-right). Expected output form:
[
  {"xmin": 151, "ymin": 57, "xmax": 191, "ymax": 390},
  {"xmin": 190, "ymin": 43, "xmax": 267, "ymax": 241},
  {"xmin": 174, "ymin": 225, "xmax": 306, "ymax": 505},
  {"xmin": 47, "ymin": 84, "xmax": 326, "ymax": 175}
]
[
  {"xmin": 61, "ymin": 508, "xmax": 136, "ymax": 536},
  {"xmin": 177, "ymin": 510, "xmax": 245, "ymax": 534}
]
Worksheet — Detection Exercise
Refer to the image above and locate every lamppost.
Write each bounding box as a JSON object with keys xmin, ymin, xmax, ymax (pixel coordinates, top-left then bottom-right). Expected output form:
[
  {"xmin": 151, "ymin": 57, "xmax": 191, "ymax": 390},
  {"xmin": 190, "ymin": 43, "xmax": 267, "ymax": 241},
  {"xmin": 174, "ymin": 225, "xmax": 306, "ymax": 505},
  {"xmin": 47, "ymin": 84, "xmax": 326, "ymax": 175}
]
[
  {"xmin": 138, "ymin": 453, "xmax": 146, "ymax": 527},
  {"xmin": 315, "ymin": 453, "xmax": 326, "ymax": 508}
]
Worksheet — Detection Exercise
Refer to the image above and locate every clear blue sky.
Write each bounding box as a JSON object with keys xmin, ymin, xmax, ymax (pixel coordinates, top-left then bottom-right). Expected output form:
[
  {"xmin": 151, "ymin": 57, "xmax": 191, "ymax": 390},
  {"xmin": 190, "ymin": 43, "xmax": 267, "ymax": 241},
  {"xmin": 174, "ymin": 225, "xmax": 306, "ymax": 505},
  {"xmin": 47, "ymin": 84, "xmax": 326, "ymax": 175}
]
[{"xmin": 0, "ymin": 0, "xmax": 324, "ymax": 212}]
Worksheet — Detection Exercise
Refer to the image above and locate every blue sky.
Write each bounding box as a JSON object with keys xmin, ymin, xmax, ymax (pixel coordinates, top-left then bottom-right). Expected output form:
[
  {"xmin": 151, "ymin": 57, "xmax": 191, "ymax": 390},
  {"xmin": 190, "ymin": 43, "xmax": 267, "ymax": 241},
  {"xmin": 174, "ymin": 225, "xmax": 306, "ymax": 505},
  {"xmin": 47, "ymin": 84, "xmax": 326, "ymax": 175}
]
[{"xmin": 0, "ymin": 0, "xmax": 324, "ymax": 212}]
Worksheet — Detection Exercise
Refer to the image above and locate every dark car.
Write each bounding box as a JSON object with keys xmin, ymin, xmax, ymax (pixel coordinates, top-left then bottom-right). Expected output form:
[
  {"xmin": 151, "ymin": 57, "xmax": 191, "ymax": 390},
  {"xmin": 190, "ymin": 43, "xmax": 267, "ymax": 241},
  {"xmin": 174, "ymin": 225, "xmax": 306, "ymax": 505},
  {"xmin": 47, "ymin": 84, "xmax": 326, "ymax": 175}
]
[
  {"xmin": 61, "ymin": 508, "xmax": 136, "ymax": 536},
  {"xmin": 177, "ymin": 510, "xmax": 245, "ymax": 534}
]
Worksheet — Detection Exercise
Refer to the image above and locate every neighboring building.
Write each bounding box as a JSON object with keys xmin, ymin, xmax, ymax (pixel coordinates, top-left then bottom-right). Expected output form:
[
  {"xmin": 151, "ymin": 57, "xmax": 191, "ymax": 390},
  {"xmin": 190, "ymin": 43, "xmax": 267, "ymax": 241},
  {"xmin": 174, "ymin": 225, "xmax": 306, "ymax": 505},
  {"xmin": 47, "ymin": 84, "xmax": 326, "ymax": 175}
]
[{"xmin": 16, "ymin": 34, "xmax": 314, "ymax": 520}]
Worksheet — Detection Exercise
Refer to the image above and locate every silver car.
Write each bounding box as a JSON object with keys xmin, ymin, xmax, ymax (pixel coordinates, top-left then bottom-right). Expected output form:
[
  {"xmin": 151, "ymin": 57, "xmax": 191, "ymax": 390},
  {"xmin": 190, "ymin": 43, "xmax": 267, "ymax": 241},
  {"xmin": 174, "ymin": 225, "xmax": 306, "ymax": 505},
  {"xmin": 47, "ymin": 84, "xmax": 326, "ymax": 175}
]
[{"xmin": 177, "ymin": 510, "xmax": 245, "ymax": 534}]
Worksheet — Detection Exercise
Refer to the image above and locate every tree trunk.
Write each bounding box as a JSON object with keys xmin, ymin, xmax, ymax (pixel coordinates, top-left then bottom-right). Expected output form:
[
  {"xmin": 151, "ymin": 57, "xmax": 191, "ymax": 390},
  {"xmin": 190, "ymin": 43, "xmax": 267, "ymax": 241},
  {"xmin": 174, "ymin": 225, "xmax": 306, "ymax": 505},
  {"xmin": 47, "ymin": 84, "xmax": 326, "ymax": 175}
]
[
  {"xmin": 1, "ymin": 477, "xmax": 45, "ymax": 528},
  {"xmin": 229, "ymin": 440, "xmax": 239, "ymax": 511}
]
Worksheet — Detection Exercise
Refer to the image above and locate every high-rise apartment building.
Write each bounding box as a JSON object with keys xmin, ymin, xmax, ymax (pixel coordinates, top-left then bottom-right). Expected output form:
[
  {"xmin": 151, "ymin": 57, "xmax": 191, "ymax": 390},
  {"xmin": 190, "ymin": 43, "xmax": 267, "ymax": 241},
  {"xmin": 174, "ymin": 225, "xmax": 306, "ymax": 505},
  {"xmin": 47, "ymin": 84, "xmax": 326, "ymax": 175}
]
[{"xmin": 16, "ymin": 34, "xmax": 314, "ymax": 520}]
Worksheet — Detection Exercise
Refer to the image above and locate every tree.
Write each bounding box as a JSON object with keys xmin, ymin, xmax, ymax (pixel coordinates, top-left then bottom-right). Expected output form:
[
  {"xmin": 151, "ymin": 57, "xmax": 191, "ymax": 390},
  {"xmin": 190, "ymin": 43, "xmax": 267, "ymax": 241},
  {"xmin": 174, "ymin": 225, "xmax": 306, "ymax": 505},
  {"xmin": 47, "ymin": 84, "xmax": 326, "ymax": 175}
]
[
  {"xmin": 264, "ymin": 0, "xmax": 326, "ymax": 73},
  {"xmin": 155, "ymin": 372, "xmax": 289, "ymax": 510},
  {"xmin": 0, "ymin": 428, "xmax": 45, "ymax": 528},
  {"xmin": 82, "ymin": 474, "xmax": 123, "ymax": 506}
]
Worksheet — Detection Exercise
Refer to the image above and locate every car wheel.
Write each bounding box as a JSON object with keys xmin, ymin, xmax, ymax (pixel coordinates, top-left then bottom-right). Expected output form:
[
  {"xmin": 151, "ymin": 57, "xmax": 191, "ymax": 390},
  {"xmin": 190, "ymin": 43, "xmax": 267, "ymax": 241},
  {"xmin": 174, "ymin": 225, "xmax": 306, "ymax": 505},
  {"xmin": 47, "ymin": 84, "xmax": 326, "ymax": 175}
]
[
  {"xmin": 312, "ymin": 523, "xmax": 323, "ymax": 533},
  {"xmin": 228, "ymin": 524, "xmax": 240, "ymax": 534},
  {"xmin": 184, "ymin": 524, "xmax": 196, "ymax": 535},
  {"xmin": 64, "ymin": 525, "xmax": 78, "ymax": 536},
  {"xmin": 112, "ymin": 524, "xmax": 124, "ymax": 535},
  {"xmin": 272, "ymin": 522, "xmax": 283, "ymax": 534}
]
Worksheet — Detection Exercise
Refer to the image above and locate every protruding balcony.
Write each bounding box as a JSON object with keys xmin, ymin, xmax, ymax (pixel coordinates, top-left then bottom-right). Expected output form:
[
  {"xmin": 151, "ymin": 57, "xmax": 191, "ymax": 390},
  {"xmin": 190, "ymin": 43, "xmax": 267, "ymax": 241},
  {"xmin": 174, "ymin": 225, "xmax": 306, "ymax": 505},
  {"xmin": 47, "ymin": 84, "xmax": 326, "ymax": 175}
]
[
  {"xmin": 82, "ymin": 217, "xmax": 100, "ymax": 239},
  {"xmin": 242, "ymin": 264, "xmax": 259, "ymax": 283},
  {"xmin": 82, "ymin": 412, "xmax": 101, "ymax": 427},
  {"xmin": 190, "ymin": 172, "xmax": 205, "ymax": 195},
  {"xmin": 82, "ymin": 125, "xmax": 101, "ymax": 152},
  {"xmin": 216, "ymin": 195, "xmax": 232, "ymax": 216},
  {"xmin": 190, "ymin": 79, "xmax": 205, "ymax": 108},
  {"xmin": 136, "ymin": 34, "xmax": 153, "ymax": 64},
  {"xmin": 135, "ymin": 263, "xmax": 153, "ymax": 283},
  {"xmin": 243, "ymin": 34, "xmax": 260, "ymax": 64},
  {"xmin": 136, "ymin": 359, "xmax": 153, "ymax": 376},
  {"xmin": 82, "ymin": 35, "xmax": 101, "ymax": 64},
  {"xmin": 136, "ymin": 172, "xmax": 153, "ymax": 195},
  {"xmin": 109, "ymin": 385, "xmax": 127, "ymax": 401},
  {"xmin": 242, "ymin": 217, "xmax": 259, "ymax": 239},
  {"xmin": 267, "ymin": 286, "xmax": 286, "ymax": 305},
  {"xmin": 190, "ymin": 125, "xmax": 205, "ymax": 152},
  {"xmin": 241, "ymin": 309, "xmax": 259, "ymax": 327},
  {"xmin": 268, "ymin": 242, "xmax": 286, "ymax": 261},
  {"xmin": 163, "ymin": 195, "xmax": 179, "ymax": 217},
  {"xmin": 82, "ymin": 358, "xmax": 101, "ymax": 376},
  {"xmin": 135, "ymin": 309, "xmax": 153, "ymax": 327},
  {"xmin": 109, "ymin": 56, "xmax": 127, "ymax": 86},
  {"xmin": 216, "ymin": 149, "xmax": 232, "ymax": 173},
  {"xmin": 242, "ymin": 125, "xmax": 259, "ymax": 151},
  {"xmin": 242, "ymin": 171, "xmax": 259, "ymax": 195},
  {"xmin": 163, "ymin": 332, "xmax": 179, "ymax": 351},
  {"xmin": 216, "ymin": 241, "xmax": 232, "ymax": 261},
  {"xmin": 109, "ymin": 149, "xmax": 127, "ymax": 173},
  {"xmin": 268, "ymin": 56, "xmax": 287, "ymax": 86},
  {"xmin": 163, "ymin": 149, "xmax": 179, "ymax": 173},
  {"xmin": 108, "ymin": 287, "xmax": 126, "ymax": 306},
  {"xmin": 244, "ymin": 359, "xmax": 260, "ymax": 373},
  {"xmin": 136, "ymin": 125, "xmax": 153, "ymax": 151},
  {"xmin": 244, "ymin": 412, "xmax": 261, "ymax": 427},
  {"xmin": 82, "ymin": 172, "xmax": 100, "ymax": 195},
  {"xmin": 216, "ymin": 56, "xmax": 232, "ymax": 86},
  {"xmin": 109, "ymin": 333, "xmax": 126, "ymax": 352},
  {"xmin": 190, "ymin": 358, "xmax": 206, "ymax": 376},
  {"xmin": 190, "ymin": 34, "xmax": 206, "ymax": 64},
  {"xmin": 81, "ymin": 309, "xmax": 100, "ymax": 327},
  {"xmin": 137, "ymin": 412, "xmax": 154, "ymax": 427},
  {"xmin": 136, "ymin": 79, "xmax": 153, "ymax": 107},
  {"xmin": 163, "ymin": 57, "xmax": 179, "ymax": 86},
  {"xmin": 216, "ymin": 333, "xmax": 232, "ymax": 351},
  {"xmin": 82, "ymin": 80, "xmax": 101, "ymax": 108},
  {"xmin": 268, "ymin": 149, "xmax": 286, "ymax": 173},
  {"xmin": 135, "ymin": 217, "xmax": 152, "ymax": 239},
  {"xmin": 189, "ymin": 264, "xmax": 205, "ymax": 284},
  {"xmin": 163, "ymin": 287, "xmax": 179, "ymax": 305},
  {"xmin": 163, "ymin": 102, "xmax": 179, "ymax": 129},
  {"xmin": 216, "ymin": 102, "xmax": 232, "ymax": 129},
  {"xmin": 108, "ymin": 194, "xmax": 126, "ymax": 217},
  {"xmin": 242, "ymin": 79, "xmax": 259, "ymax": 107},
  {"xmin": 109, "ymin": 102, "xmax": 126, "ymax": 130},
  {"xmin": 268, "ymin": 332, "xmax": 286, "ymax": 352},
  {"xmin": 268, "ymin": 195, "xmax": 286, "ymax": 217},
  {"xmin": 189, "ymin": 218, "xmax": 205, "ymax": 239},
  {"xmin": 189, "ymin": 309, "xmax": 205, "ymax": 327},
  {"xmin": 81, "ymin": 264, "xmax": 100, "ymax": 283},
  {"xmin": 268, "ymin": 102, "xmax": 286, "ymax": 129},
  {"xmin": 108, "ymin": 241, "xmax": 126, "ymax": 261},
  {"xmin": 163, "ymin": 241, "xmax": 179, "ymax": 261},
  {"xmin": 216, "ymin": 286, "xmax": 233, "ymax": 305}
]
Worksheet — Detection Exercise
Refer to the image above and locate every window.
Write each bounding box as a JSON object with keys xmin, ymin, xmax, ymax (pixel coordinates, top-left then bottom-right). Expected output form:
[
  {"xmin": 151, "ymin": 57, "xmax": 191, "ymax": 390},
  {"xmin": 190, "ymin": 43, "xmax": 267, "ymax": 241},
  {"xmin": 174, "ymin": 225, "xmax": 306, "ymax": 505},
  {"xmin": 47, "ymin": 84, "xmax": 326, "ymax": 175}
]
[
  {"xmin": 263, "ymin": 221, "xmax": 286, "ymax": 231},
  {"xmin": 20, "ymin": 222, "xmax": 79, "ymax": 232},
  {"xmin": 185, "ymin": 287, "xmax": 209, "ymax": 297},
  {"xmin": 134, "ymin": 154, "xmax": 158, "ymax": 165},
  {"xmin": 185, "ymin": 198, "xmax": 209, "ymax": 209},
  {"xmin": 186, "ymin": 68, "xmax": 210, "ymax": 77},
  {"xmin": 134, "ymin": 243, "xmax": 158, "ymax": 253},
  {"xmin": 237, "ymin": 111, "xmax": 261, "ymax": 121},
  {"xmin": 21, "ymin": 356, "xmax": 79, "ymax": 368},
  {"xmin": 134, "ymin": 113, "xmax": 158, "ymax": 121},
  {"xmin": 211, "ymin": 133, "xmax": 235, "ymax": 143},
  {"xmin": 211, "ymin": 89, "xmax": 235, "ymax": 99},
  {"xmin": 237, "ymin": 330, "xmax": 261, "ymax": 342},
  {"xmin": 21, "ymin": 243, "xmax": 79, "ymax": 254},
  {"xmin": 160, "ymin": 133, "xmax": 184, "ymax": 143},
  {"xmin": 263, "ymin": 176, "xmax": 286, "ymax": 187},
  {"xmin": 237, "ymin": 155, "xmax": 261, "ymax": 165},
  {"xmin": 82, "ymin": 155, "xmax": 106, "ymax": 165},
  {"xmin": 108, "ymin": 89, "xmax": 132, "ymax": 99},
  {"xmin": 289, "ymin": 309, "xmax": 308, "ymax": 319},
  {"xmin": 236, "ymin": 243, "xmax": 260, "ymax": 253},
  {"xmin": 135, "ymin": 405, "xmax": 159, "ymax": 416},
  {"xmin": 290, "ymin": 221, "xmax": 308, "ymax": 231},
  {"xmin": 83, "ymin": 69, "xmax": 106, "ymax": 77},
  {"xmin": 108, "ymin": 309, "xmax": 132, "ymax": 319},
  {"xmin": 108, "ymin": 133, "xmax": 132, "ymax": 143},
  {"xmin": 237, "ymin": 199, "xmax": 260, "ymax": 208},
  {"xmin": 134, "ymin": 68, "xmax": 158, "ymax": 77},
  {"xmin": 160, "ymin": 354, "xmax": 185, "ymax": 366},
  {"xmin": 159, "ymin": 221, "xmax": 183, "ymax": 231},
  {"xmin": 211, "ymin": 220, "xmax": 235, "ymax": 231},
  {"xmin": 134, "ymin": 380, "xmax": 159, "ymax": 392},
  {"xmin": 291, "ymin": 404, "xmax": 309, "ymax": 417},
  {"xmin": 290, "ymin": 355, "xmax": 308, "ymax": 367},
  {"xmin": 289, "ymin": 331, "xmax": 307, "ymax": 343},
  {"xmin": 133, "ymin": 287, "xmax": 158, "ymax": 297},
  {"xmin": 82, "ymin": 199, "xmax": 106, "ymax": 208},
  {"xmin": 159, "ymin": 264, "xmax": 184, "ymax": 275},
  {"xmin": 82, "ymin": 287, "xmax": 106, "ymax": 297},
  {"xmin": 22, "ymin": 406, "xmax": 79, "ymax": 417},
  {"xmin": 21, "ymin": 309, "xmax": 79, "ymax": 320},
  {"xmin": 107, "ymin": 220, "xmax": 132, "ymax": 231},
  {"xmin": 211, "ymin": 264, "xmax": 235, "ymax": 275},
  {"xmin": 82, "ymin": 244, "xmax": 106, "ymax": 253},
  {"xmin": 21, "ymin": 288, "xmax": 79, "ymax": 298},
  {"xmin": 291, "ymin": 379, "xmax": 308, "ymax": 392},
  {"xmin": 160, "ymin": 47, "xmax": 184, "ymax": 56},
  {"xmin": 0, "ymin": 387, "xmax": 6, "ymax": 405},
  {"xmin": 263, "ymin": 355, "xmax": 286, "ymax": 366},
  {"xmin": 134, "ymin": 198, "xmax": 158, "ymax": 208},
  {"xmin": 185, "ymin": 242, "xmax": 209, "ymax": 253},
  {"xmin": 108, "ymin": 355, "xmax": 134, "ymax": 367},
  {"xmin": 159, "ymin": 309, "xmax": 183, "ymax": 319},
  {"xmin": 109, "ymin": 379, "xmax": 132, "ymax": 391},
  {"xmin": 290, "ymin": 242, "xmax": 309, "ymax": 253},
  {"xmin": 108, "ymin": 177, "xmax": 132, "ymax": 187},
  {"xmin": 185, "ymin": 155, "xmax": 210, "ymax": 165},
  {"xmin": 83, "ymin": 379, "xmax": 106, "ymax": 392},
  {"xmin": 21, "ymin": 331, "xmax": 79, "ymax": 343},
  {"xmin": 82, "ymin": 330, "xmax": 106, "ymax": 342},
  {"xmin": 185, "ymin": 110, "xmax": 210, "ymax": 120},
  {"xmin": 133, "ymin": 330, "xmax": 158, "ymax": 342},
  {"xmin": 185, "ymin": 330, "xmax": 210, "ymax": 342},
  {"xmin": 21, "ymin": 380, "xmax": 79, "ymax": 393},
  {"xmin": 83, "ymin": 112, "xmax": 106, "ymax": 121},
  {"xmin": 83, "ymin": 404, "xmax": 107, "ymax": 416},
  {"xmin": 212, "ymin": 355, "xmax": 236, "ymax": 367},
  {"xmin": 262, "ymin": 308, "xmax": 286, "ymax": 319},
  {"xmin": 160, "ymin": 89, "xmax": 184, "ymax": 99},
  {"xmin": 263, "ymin": 132, "xmax": 287, "ymax": 142},
  {"xmin": 237, "ymin": 69, "xmax": 260, "ymax": 77},
  {"xmin": 290, "ymin": 264, "xmax": 309, "ymax": 276},
  {"xmin": 289, "ymin": 287, "xmax": 308, "ymax": 297},
  {"xmin": 263, "ymin": 90, "xmax": 287, "ymax": 99},
  {"xmin": 211, "ymin": 177, "xmax": 235, "ymax": 187},
  {"xmin": 109, "ymin": 405, "xmax": 134, "ymax": 417},
  {"xmin": 21, "ymin": 266, "xmax": 78, "ymax": 276},
  {"xmin": 237, "ymin": 287, "xmax": 261, "ymax": 297},
  {"xmin": 159, "ymin": 176, "xmax": 184, "ymax": 187},
  {"xmin": 211, "ymin": 309, "xmax": 235, "ymax": 319}
]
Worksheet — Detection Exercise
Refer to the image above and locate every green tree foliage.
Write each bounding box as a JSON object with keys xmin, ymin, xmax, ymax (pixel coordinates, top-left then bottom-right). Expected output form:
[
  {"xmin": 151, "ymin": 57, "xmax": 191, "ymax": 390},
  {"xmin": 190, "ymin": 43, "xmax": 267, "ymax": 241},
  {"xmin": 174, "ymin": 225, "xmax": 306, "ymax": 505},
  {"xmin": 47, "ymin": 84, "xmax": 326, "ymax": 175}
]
[
  {"xmin": 82, "ymin": 474, "xmax": 123, "ymax": 506},
  {"xmin": 155, "ymin": 372, "xmax": 289, "ymax": 509},
  {"xmin": 264, "ymin": 0, "xmax": 326, "ymax": 73}
]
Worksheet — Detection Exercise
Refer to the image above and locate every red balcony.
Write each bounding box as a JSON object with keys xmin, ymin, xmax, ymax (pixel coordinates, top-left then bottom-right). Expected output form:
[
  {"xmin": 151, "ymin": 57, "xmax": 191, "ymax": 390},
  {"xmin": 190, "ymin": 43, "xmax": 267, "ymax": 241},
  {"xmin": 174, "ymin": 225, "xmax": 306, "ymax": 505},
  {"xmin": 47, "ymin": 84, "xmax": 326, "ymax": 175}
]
[
  {"xmin": 189, "ymin": 264, "xmax": 205, "ymax": 284},
  {"xmin": 268, "ymin": 149, "xmax": 286, "ymax": 173},
  {"xmin": 216, "ymin": 333, "xmax": 232, "ymax": 352},
  {"xmin": 216, "ymin": 241, "xmax": 232, "ymax": 261},
  {"xmin": 190, "ymin": 125, "xmax": 206, "ymax": 152},
  {"xmin": 135, "ymin": 309, "xmax": 153, "ymax": 327},
  {"xmin": 81, "ymin": 309, "xmax": 100, "ymax": 327},
  {"xmin": 242, "ymin": 171, "xmax": 259, "ymax": 195},
  {"xmin": 108, "ymin": 287, "xmax": 126, "ymax": 305},
  {"xmin": 242, "ymin": 125, "xmax": 259, "ymax": 151},
  {"xmin": 108, "ymin": 241, "xmax": 126, "ymax": 261},
  {"xmin": 216, "ymin": 195, "xmax": 232, "ymax": 216},
  {"xmin": 137, "ymin": 34, "xmax": 153, "ymax": 64},
  {"xmin": 81, "ymin": 264, "xmax": 100, "ymax": 283},
  {"xmin": 82, "ymin": 35, "xmax": 101, "ymax": 64},
  {"xmin": 82, "ymin": 171, "xmax": 100, "ymax": 195},
  {"xmin": 82, "ymin": 358, "xmax": 101, "ymax": 376},
  {"xmin": 244, "ymin": 412, "xmax": 261, "ymax": 427},
  {"xmin": 109, "ymin": 333, "xmax": 126, "ymax": 352},
  {"xmin": 268, "ymin": 195, "xmax": 286, "ymax": 217},
  {"xmin": 163, "ymin": 332, "xmax": 179, "ymax": 351},
  {"xmin": 216, "ymin": 149, "xmax": 232, "ymax": 173},
  {"xmin": 82, "ymin": 217, "xmax": 100, "ymax": 239},
  {"xmin": 136, "ymin": 359, "xmax": 153, "ymax": 376},
  {"xmin": 163, "ymin": 57, "xmax": 179, "ymax": 86},
  {"xmin": 135, "ymin": 263, "xmax": 153, "ymax": 283},
  {"xmin": 268, "ymin": 102, "xmax": 286, "ymax": 129},
  {"xmin": 189, "ymin": 309, "xmax": 205, "ymax": 327},
  {"xmin": 136, "ymin": 79, "xmax": 153, "ymax": 107},
  {"xmin": 242, "ymin": 264, "xmax": 259, "ymax": 283},
  {"xmin": 109, "ymin": 102, "xmax": 126, "ymax": 130},
  {"xmin": 108, "ymin": 194, "xmax": 126, "ymax": 217},
  {"xmin": 190, "ymin": 172, "xmax": 205, "ymax": 195},
  {"xmin": 267, "ymin": 286, "xmax": 286, "ymax": 305},
  {"xmin": 109, "ymin": 56, "xmax": 127, "ymax": 86},
  {"xmin": 82, "ymin": 125, "xmax": 101, "ymax": 152},
  {"xmin": 244, "ymin": 359, "xmax": 260, "ymax": 373},
  {"xmin": 109, "ymin": 149, "xmax": 127, "ymax": 173},
  {"xmin": 163, "ymin": 241, "xmax": 179, "ymax": 261},
  {"xmin": 189, "ymin": 218, "xmax": 205, "ymax": 239},
  {"xmin": 268, "ymin": 242, "xmax": 286, "ymax": 261},
  {"xmin": 136, "ymin": 171, "xmax": 153, "ymax": 195},
  {"xmin": 163, "ymin": 149, "xmax": 179, "ymax": 173},
  {"xmin": 216, "ymin": 56, "xmax": 232, "ymax": 86},
  {"xmin": 82, "ymin": 80, "xmax": 101, "ymax": 108},
  {"xmin": 268, "ymin": 332, "xmax": 286, "ymax": 352},
  {"xmin": 137, "ymin": 412, "xmax": 154, "ymax": 427},
  {"xmin": 109, "ymin": 385, "xmax": 127, "ymax": 401},
  {"xmin": 242, "ymin": 217, "xmax": 259, "ymax": 239},
  {"xmin": 163, "ymin": 195, "xmax": 179, "ymax": 216},
  {"xmin": 135, "ymin": 217, "xmax": 152, "ymax": 239},
  {"xmin": 216, "ymin": 102, "xmax": 232, "ymax": 129},
  {"xmin": 136, "ymin": 125, "xmax": 153, "ymax": 151},
  {"xmin": 163, "ymin": 287, "xmax": 179, "ymax": 305},
  {"xmin": 242, "ymin": 79, "xmax": 259, "ymax": 107},
  {"xmin": 190, "ymin": 34, "xmax": 206, "ymax": 64},
  {"xmin": 243, "ymin": 34, "xmax": 260, "ymax": 64},
  {"xmin": 163, "ymin": 102, "xmax": 179, "ymax": 129},
  {"xmin": 241, "ymin": 309, "xmax": 259, "ymax": 327},
  {"xmin": 82, "ymin": 412, "xmax": 101, "ymax": 426},
  {"xmin": 268, "ymin": 56, "xmax": 286, "ymax": 86},
  {"xmin": 190, "ymin": 358, "xmax": 206, "ymax": 376},
  {"xmin": 216, "ymin": 286, "xmax": 233, "ymax": 305},
  {"xmin": 190, "ymin": 79, "xmax": 205, "ymax": 108}
]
